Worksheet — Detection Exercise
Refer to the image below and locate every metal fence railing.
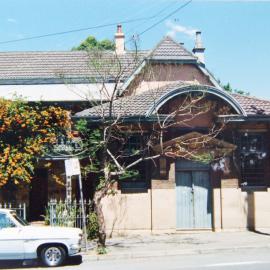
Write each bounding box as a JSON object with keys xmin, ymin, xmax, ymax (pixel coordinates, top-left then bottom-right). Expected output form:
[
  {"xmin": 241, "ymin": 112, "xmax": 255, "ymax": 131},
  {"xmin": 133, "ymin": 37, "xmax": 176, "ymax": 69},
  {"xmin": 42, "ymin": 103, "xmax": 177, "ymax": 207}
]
[
  {"xmin": 47, "ymin": 199, "xmax": 91, "ymax": 229},
  {"xmin": 0, "ymin": 202, "xmax": 27, "ymax": 220}
]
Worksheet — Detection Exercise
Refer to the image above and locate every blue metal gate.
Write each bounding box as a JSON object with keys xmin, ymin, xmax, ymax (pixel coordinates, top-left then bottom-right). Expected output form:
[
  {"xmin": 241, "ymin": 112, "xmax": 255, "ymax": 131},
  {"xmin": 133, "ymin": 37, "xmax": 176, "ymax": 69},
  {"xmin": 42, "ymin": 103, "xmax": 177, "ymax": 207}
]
[{"xmin": 176, "ymin": 160, "xmax": 212, "ymax": 229}]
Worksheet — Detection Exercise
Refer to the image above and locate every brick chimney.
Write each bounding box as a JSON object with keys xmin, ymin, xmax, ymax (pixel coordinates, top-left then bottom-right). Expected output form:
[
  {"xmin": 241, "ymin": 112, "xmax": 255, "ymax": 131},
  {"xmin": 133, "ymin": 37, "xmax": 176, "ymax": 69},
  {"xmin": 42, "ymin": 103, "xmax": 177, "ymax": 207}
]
[
  {"xmin": 192, "ymin": 31, "xmax": 205, "ymax": 64},
  {"xmin": 115, "ymin": 24, "xmax": 125, "ymax": 54}
]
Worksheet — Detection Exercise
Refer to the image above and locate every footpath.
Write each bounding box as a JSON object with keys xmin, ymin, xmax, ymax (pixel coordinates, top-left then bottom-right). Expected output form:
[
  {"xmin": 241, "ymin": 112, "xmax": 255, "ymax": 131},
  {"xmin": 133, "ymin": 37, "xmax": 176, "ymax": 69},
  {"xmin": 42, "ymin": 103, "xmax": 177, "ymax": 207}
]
[{"xmin": 84, "ymin": 230, "xmax": 270, "ymax": 261}]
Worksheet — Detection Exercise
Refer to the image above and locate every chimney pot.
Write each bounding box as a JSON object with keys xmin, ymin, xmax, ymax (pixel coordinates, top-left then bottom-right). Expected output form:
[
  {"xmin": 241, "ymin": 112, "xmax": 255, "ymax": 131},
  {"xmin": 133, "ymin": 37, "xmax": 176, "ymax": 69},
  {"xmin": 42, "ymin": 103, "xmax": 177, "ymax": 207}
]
[
  {"xmin": 193, "ymin": 30, "xmax": 205, "ymax": 64},
  {"xmin": 115, "ymin": 24, "xmax": 125, "ymax": 54},
  {"xmin": 195, "ymin": 31, "xmax": 204, "ymax": 49},
  {"xmin": 117, "ymin": 24, "xmax": 123, "ymax": 33}
]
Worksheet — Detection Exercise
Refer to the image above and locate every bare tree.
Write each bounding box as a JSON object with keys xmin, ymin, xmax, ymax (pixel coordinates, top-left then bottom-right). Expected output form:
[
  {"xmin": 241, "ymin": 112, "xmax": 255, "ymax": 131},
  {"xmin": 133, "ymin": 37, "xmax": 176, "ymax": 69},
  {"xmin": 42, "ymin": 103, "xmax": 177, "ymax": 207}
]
[{"xmin": 71, "ymin": 46, "xmax": 231, "ymax": 249}]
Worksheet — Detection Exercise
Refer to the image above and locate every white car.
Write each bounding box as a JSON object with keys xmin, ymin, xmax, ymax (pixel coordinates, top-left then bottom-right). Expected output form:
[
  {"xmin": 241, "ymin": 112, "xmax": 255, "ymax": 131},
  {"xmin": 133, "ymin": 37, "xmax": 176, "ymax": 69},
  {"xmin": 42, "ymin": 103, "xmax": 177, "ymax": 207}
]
[{"xmin": 0, "ymin": 209, "xmax": 83, "ymax": 267}]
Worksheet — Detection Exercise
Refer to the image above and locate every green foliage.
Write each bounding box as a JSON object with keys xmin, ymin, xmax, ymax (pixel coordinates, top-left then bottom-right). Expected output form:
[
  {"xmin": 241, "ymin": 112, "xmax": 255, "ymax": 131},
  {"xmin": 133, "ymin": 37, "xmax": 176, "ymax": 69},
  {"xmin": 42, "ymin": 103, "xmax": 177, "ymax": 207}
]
[
  {"xmin": 87, "ymin": 212, "xmax": 99, "ymax": 240},
  {"xmin": 118, "ymin": 170, "xmax": 140, "ymax": 180},
  {"xmin": 72, "ymin": 36, "xmax": 115, "ymax": 51},
  {"xmin": 96, "ymin": 246, "xmax": 107, "ymax": 255},
  {"xmin": 98, "ymin": 39, "xmax": 115, "ymax": 50},
  {"xmin": 44, "ymin": 207, "xmax": 50, "ymax": 225},
  {"xmin": 223, "ymin": 83, "xmax": 249, "ymax": 96},
  {"xmin": 45, "ymin": 201, "xmax": 77, "ymax": 227},
  {"xmin": 75, "ymin": 120, "xmax": 103, "ymax": 173},
  {"xmin": 75, "ymin": 121, "xmax": 144, "ymax": 184},
  {"xmin": 75, "ymin": 119, "xmax": 88, "ymax": 133},
  {"xmin": 193, "ymin": 152, "xmax": 214, "ymax": 164},
  {"xmin": 96, "ymin": 176, "xmax": 106, "ymax": 190}
]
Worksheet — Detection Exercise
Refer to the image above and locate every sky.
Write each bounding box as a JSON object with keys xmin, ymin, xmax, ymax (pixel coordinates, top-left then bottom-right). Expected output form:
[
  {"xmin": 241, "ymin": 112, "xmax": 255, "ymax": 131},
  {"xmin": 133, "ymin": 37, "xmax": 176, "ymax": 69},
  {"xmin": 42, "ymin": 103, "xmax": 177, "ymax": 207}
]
[{"xmin": 1, "ymin": 0, "xmax": 270, "ymax": 99}]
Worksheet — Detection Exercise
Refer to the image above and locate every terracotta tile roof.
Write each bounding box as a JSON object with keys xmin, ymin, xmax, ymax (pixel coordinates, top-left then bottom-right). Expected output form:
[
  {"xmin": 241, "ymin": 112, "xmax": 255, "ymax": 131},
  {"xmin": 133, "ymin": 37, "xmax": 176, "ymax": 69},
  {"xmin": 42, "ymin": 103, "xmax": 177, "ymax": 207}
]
[
  {"xmin": 0, "ymin": 37, "xmax": 197, "ymax": 83},
  {"xmin": 0, "ymin": 51, "xmax": 148, "ymax": 82},
  {"xmin": 149, "ymin": 36, "xmax": 197, "ymax": 61},
  {"xmin": 75, "ymin": 83, "xmax": 270, "ymax": 118},
  {"xmin": 75, "ymin": 81, "xmax": 188, "ymax": 118},
  {"xmin": 232, "ymin": 93, "xmax": 270, "ymax": 115},
  {"xmin": 0, "ymin": 36, "xmax": 198, "ymax": 83}
]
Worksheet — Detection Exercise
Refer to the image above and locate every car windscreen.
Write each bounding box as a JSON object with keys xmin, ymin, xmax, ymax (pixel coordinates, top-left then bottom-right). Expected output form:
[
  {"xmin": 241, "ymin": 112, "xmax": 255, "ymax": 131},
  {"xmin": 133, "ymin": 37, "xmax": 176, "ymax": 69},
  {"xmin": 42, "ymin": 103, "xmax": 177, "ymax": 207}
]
[
  {"xmin": 11, "ymin": 212, "xmax": 29, "ymax": 226},
  {"xmin": 0, "ymin": 213, "xmax": 16, "ymax": 229}
]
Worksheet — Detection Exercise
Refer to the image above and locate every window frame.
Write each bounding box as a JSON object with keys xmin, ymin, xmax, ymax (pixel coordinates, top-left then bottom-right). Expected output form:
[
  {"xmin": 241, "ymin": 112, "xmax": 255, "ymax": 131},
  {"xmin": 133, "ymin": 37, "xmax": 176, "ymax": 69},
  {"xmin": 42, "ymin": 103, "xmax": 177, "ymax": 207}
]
[{"xmin": 238, "ymin": 132, "xmax": 267, "ymax": 187}]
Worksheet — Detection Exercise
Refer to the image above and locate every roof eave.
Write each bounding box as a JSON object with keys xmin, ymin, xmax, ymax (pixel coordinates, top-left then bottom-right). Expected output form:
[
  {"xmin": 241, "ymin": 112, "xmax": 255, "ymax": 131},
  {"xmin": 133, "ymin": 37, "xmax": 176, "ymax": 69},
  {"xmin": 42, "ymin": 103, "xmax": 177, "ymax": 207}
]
[
  {"xmin": 217, "ymin": 115, "xmax": 270, "ymax": 123},
  {"xmin": 0, "ymin": 77, "xmax": 127, "ymax": 85},
  {"xmin": 72, "ymin": 114, "xmax": 168, "ymax": 123}
]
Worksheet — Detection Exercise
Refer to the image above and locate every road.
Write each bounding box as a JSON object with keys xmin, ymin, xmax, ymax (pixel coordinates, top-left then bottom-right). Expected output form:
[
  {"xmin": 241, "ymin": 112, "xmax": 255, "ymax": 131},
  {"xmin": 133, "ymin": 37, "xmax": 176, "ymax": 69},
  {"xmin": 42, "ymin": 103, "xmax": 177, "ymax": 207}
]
[{"xmin": 1, "ymin": 247, "xmax": 270, "ymax": 270}]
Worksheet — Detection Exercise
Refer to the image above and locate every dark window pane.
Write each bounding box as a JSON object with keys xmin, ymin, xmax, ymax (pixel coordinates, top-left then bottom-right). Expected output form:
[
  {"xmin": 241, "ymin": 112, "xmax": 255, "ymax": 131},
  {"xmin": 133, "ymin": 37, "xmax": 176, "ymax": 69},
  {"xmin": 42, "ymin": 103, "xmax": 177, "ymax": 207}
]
[{"xmin": 239, "ymin": 133, "xmax": 266, "ymax": 186}]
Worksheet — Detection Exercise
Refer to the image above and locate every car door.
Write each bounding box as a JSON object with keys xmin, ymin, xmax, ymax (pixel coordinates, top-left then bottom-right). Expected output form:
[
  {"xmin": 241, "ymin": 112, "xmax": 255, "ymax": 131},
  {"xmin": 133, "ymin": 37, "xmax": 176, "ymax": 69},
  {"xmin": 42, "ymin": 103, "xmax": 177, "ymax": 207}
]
[{"xmin": 0, "ymin": 213, "xmax": 24, "ymax": 260}]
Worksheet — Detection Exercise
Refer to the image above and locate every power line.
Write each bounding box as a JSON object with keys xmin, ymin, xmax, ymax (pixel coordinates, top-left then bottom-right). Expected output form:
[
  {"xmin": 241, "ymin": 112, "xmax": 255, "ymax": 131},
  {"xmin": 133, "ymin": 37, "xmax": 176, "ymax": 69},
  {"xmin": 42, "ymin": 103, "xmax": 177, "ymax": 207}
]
[
  {"xmin": 0, "ymin": 1, "xmax": 183, "ymax": 45},
  {"xmin": 126, "ymin": 0, "xmax": 193, "ymax": 45},
  {"xmin": 0, "ymin": 18, "xmax": 147, "ymax": 45}
]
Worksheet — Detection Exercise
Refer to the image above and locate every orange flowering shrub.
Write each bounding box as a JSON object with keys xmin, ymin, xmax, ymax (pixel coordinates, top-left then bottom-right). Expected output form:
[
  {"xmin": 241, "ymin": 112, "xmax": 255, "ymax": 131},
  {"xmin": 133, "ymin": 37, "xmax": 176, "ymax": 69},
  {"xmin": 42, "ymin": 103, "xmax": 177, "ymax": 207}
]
[{"xmin": 0, "ymin": 98, "xmax": 71, "ymax": 187}]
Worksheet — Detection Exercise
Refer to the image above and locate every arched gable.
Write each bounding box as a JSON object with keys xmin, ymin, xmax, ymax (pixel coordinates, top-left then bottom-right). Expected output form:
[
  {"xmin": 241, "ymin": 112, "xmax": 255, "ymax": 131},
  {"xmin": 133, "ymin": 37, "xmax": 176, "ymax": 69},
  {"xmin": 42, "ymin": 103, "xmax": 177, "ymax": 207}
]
[{"xmin": 145, "ymin": 85, "xmax": 246, "ymax": 117}]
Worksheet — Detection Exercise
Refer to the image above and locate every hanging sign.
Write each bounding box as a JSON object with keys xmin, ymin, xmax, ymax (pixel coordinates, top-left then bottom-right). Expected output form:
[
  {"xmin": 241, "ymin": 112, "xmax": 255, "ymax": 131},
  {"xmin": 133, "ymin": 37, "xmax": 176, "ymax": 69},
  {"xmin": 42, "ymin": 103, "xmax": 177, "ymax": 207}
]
[
  {"xmin": 64, "ymin": 158, "xmax": 81, "ymax": 176},
  {"xmin": 44, "ymin": 136, "xmax": 84, "ymax": 159}
]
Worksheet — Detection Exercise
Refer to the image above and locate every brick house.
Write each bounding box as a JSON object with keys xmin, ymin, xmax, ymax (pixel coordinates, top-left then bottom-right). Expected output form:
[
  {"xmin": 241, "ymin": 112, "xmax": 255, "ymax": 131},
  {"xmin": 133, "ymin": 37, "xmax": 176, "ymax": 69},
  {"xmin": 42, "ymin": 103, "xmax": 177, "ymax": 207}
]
[
  {"xmin": 75, "ymin": 30, "xmax": 270, "ymax": 234},
  {"xmin": 1, "ymin": 26, "xmax": 270, "ymax": 232}
]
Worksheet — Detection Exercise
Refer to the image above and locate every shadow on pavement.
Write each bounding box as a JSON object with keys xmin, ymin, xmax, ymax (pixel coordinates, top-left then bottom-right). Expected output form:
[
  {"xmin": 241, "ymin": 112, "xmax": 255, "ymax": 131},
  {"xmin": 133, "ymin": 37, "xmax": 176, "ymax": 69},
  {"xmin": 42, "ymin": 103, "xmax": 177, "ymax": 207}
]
[
  {"xmin": 252, "ymin": 230, "xmax": 270, "ymax": 236},
  {"xmin": 0, "ymin": 260, "xmax": 26, "ymax": 269},
  {"xmin": 0, "ymin": 255, "xmax": 82, "ymax": 268},
  {"xmin": 66, "ymin": 255, "xmax": 83, "ymax": 265}
]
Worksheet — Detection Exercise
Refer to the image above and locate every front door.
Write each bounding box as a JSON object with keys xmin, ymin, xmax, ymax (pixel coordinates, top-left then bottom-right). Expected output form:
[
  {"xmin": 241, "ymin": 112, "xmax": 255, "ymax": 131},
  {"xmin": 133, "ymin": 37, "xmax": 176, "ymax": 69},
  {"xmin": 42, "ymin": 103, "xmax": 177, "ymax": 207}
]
[
  {"xmin": 176, "ymin": 160, "xmax": 212, "ymax": 229},
  {"xmin": 29, "ymin": 168, "xmax": 48, "ymax": 221}
]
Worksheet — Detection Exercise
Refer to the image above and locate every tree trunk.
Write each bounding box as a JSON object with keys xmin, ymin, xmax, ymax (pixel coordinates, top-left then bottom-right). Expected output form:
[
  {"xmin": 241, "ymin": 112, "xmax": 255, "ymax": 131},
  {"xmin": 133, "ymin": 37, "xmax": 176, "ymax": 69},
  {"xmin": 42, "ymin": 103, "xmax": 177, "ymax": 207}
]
[{"xmin": 93, "ymin": 190, "xmax": 106, "ymax": 247}]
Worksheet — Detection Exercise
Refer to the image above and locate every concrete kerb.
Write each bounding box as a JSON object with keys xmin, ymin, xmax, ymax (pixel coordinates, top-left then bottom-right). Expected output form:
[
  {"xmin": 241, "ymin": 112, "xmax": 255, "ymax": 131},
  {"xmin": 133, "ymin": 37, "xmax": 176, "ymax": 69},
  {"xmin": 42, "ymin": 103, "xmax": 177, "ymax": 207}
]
[
  {"xmin": 81, "ymin": 231, "xmax": 270, "ymax": 261},
  {"xmin": 82, "ymin": 244, "xmax": 270, "ymax": 262}
]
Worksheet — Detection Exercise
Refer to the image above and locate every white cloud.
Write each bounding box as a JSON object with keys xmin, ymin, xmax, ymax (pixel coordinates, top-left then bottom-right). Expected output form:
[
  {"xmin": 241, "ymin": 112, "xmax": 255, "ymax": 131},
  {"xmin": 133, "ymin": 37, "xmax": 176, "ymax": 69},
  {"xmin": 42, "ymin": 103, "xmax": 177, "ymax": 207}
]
[
  {"xmin": 7, "ymin": 18, "xmax": 17, "ymax": 24},
  {"xmin": 165, "ymin": 20, "xmax": 197, "ymax": 39}
]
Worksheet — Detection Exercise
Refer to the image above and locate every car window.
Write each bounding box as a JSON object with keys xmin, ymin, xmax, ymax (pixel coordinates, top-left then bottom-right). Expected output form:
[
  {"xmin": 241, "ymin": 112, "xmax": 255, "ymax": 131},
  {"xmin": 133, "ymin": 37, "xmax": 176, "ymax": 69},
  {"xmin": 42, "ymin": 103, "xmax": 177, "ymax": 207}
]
[{"xmin": 0, "ymin": 213, "xmax": 16, "ymax": 229}]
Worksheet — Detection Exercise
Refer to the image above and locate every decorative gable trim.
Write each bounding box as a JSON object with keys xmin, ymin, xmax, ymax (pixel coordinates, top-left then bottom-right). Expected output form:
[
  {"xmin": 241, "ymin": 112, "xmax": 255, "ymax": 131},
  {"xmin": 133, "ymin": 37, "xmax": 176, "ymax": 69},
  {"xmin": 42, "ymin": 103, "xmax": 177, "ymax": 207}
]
[{"xmin": 146, "ymin": 85, "xmax": 247, "ymax": 117}]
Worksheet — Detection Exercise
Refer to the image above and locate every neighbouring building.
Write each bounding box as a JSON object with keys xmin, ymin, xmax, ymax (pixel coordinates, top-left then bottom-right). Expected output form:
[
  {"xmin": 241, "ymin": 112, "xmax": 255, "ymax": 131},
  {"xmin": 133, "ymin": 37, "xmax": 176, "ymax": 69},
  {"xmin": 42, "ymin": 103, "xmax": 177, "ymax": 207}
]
[
  {"xmin": 0, "ymin": 26, "xmax": 147, "ymax": 220},
  {"xmin": 1, "ymin": 26, "xmax": 270, "ymax": 233}
]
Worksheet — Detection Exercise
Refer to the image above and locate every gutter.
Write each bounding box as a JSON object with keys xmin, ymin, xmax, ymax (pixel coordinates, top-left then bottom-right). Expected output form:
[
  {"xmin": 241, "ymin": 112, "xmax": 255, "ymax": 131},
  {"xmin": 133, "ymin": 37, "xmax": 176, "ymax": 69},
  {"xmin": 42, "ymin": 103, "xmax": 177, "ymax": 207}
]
[
  {"xmin": 0, "ymin": 77, "xmax": 125, "ymax": 85},
  {"xmin": 73, "ymin": 114, "xmax": 270, "ymax": 125},
  {"xmin": 72, "ymin": 115, "xmax": 169, "ymax": 124},
  {"xmin": 217, "ymin": 115, "xmax": 270, "ymax": 123}
]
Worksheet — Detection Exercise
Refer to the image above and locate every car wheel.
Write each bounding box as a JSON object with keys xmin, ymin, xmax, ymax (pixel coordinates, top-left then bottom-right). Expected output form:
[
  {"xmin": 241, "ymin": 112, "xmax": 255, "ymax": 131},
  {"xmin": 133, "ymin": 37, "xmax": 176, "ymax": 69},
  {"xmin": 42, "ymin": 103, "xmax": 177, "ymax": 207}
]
[{"xmin": 40, "ymin": 245, "xmax": 66, "ymax": 267}]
